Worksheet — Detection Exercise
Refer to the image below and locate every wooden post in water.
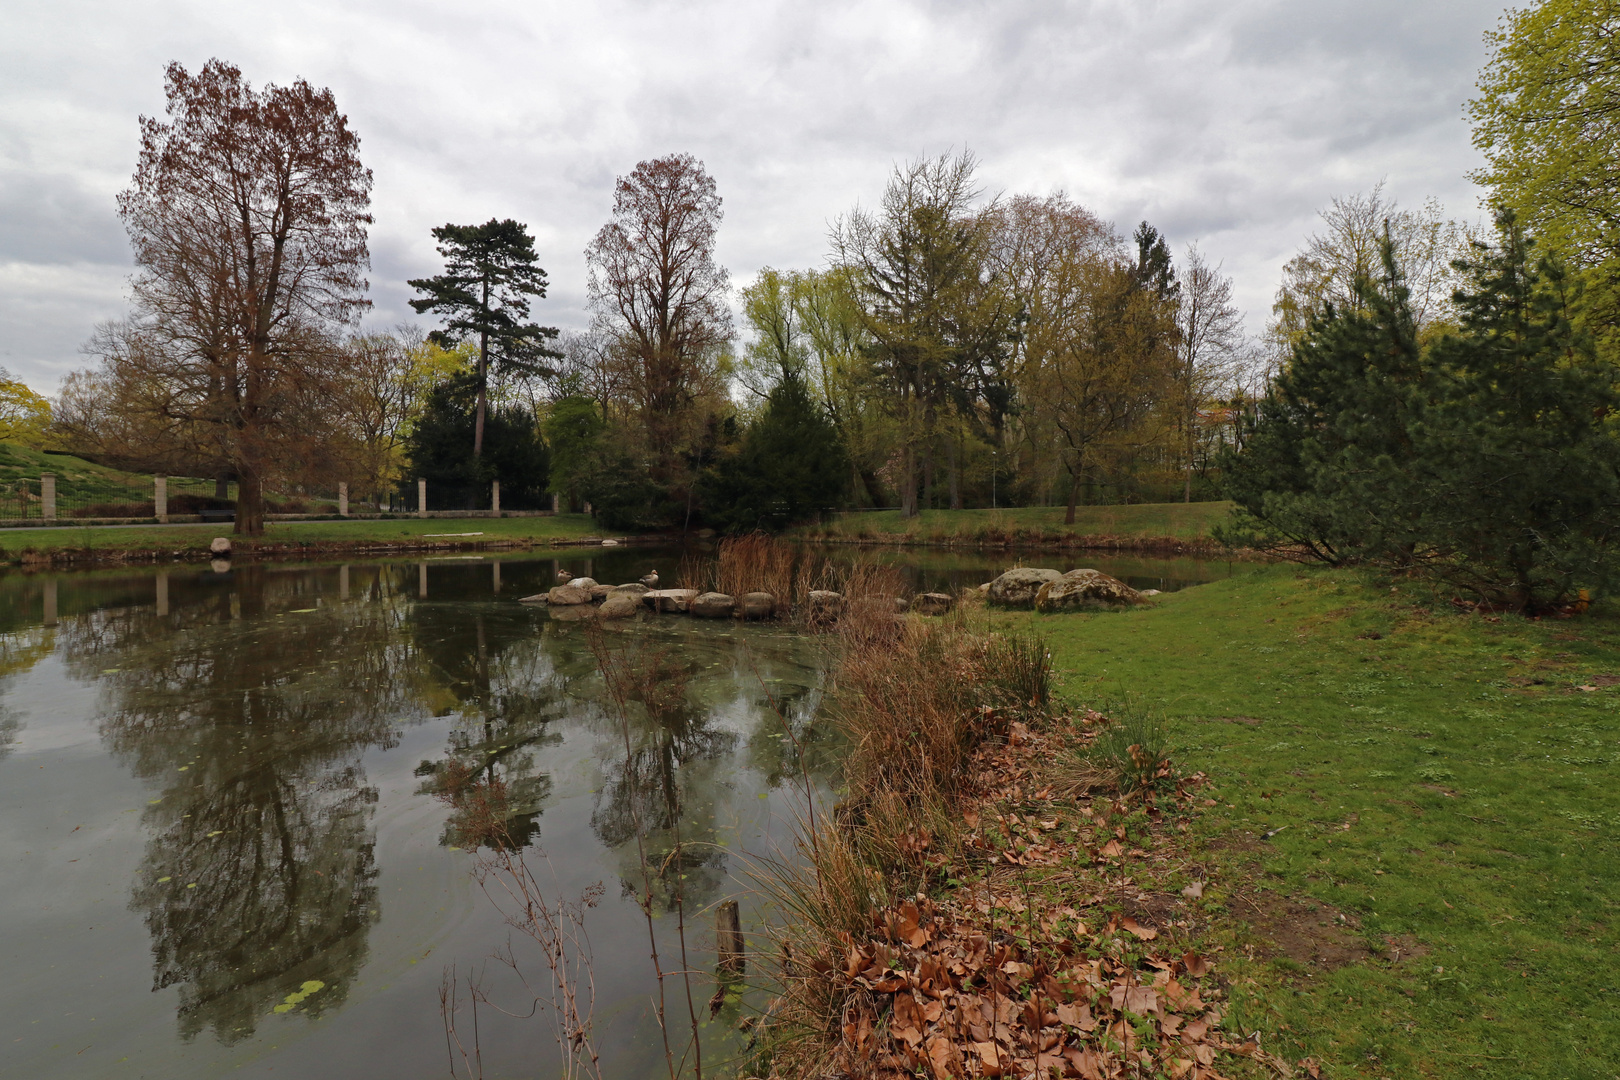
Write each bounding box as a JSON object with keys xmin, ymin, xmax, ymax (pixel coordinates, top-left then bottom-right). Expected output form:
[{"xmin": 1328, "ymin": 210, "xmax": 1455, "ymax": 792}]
[
  {"xmin": 156, "ymin": 572, "xmax": 169, "ymax": 616},
  {"xmin": 492, "ymin": 561, "xmax": 501, "ymax": 594},
  {"xmin": 42, "ymin": 578, "xmax": 57, "ymax": 627},
  {"xmin": 419, "ymin": 562, "xmax": 428, "ymax": 599},
  {"xmin": 340, "ymin": 564, "xmax": 350, "ymax": 601},
  {"xmin": 717, "ymin": 899, "xmax": 744, "ymax": 976}
]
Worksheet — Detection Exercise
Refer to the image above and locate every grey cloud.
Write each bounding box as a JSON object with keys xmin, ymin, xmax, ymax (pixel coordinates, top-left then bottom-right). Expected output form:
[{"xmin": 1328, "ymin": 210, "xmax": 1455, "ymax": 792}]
[{"xmin": 0, "ymin": 0, "xmax": 1507, "ymax": 390}]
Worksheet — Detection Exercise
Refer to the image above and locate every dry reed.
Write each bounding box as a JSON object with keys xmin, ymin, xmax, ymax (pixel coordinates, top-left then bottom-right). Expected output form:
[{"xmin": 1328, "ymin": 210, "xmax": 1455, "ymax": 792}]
[{"xmin": 744, "ymin": 609, "xmax": 1055, "ymax": 1077}]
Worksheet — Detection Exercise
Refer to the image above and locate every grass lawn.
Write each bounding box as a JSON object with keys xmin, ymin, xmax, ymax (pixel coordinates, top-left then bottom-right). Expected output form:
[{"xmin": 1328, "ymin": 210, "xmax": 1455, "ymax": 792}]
[
  {"xmin": 799, "ymin": 501, "xmax": 1233, "ymax": 542},
  {"xmin": 0, "ymin": 513, "xmax": 606, "ymax": 557},
  {"xmin": 998, "ymin": 564, "xmax": 1618, "ymax": 1077}
]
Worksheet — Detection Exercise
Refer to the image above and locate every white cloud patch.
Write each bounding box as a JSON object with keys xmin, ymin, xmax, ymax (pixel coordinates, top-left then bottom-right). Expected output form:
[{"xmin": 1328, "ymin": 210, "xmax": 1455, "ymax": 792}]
[{"xmin": 0, "ymin": 0, "xmax": 1502, "ymax": 393}]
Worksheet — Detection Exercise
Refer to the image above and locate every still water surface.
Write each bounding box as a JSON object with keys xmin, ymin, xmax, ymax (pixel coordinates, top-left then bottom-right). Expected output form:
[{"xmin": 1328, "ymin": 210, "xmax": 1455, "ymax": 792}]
[{"xmin": 0, "ymin": 547, "xmax": 1233, "ymax": 1079}]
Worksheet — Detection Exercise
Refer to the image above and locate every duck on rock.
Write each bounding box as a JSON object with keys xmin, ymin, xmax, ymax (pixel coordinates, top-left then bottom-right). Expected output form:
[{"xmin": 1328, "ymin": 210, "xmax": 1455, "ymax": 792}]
[
  {"xmin": 556, "ymin": 569, "xmax": 572, "ymax": 583},
  {"xmin": 640, "ymin": 569, "xmax": 660, "ymax": 588}
]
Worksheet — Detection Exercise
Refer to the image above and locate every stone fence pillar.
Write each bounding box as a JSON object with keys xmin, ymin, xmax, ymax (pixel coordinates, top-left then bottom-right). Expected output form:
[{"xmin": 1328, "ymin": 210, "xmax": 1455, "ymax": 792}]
[
  {"xmin": 417, "ymin": 478, "xmax": 427, "ymax": 519},
  {"xmin": 338, "ymin": 482, "xmax": 349, "ymax": 517},
  {"xmin": 491, "ymin": 479, "xmax": 501, "ymax": 515},
  {"xmin": 154, "ymin": 475, "xmax": 168, "ymax": 523},
  {"xmin": 41, "ymin": 473, "xmax": 55, "ymax": 521}
]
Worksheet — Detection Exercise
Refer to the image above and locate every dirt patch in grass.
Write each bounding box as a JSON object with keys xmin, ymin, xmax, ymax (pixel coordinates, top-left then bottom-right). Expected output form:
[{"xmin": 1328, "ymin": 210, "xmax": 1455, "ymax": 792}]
[{"xmin": 1240, "ymin": 892, "xmax": 1372, "ymax": 970}]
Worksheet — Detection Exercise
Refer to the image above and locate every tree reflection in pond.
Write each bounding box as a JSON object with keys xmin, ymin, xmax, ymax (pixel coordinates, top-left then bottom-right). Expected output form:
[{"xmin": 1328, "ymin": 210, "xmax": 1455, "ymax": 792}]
[
  {"xmin": 409, "ymin": 608, "xmax": 570, "ymax": 849},
  {"xmin": 59, "ymin": 565, "xmax": 416, "ymax": 1043},
  {"xmin": 0, "ymin": 623, "xmax": 51, "ymax": 761}
]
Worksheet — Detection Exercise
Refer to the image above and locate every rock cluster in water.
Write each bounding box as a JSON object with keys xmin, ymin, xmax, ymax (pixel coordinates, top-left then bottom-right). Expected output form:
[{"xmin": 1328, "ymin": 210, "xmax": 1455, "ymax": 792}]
[{"xmin": 517, "ymin": 580, "xmax": 960, "ymax": 622}]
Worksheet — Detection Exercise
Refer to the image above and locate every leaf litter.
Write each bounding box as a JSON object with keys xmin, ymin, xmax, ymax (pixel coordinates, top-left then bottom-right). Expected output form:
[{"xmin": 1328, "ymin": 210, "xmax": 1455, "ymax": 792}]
[{"xmin": 794, "ymin": 711, "xmax": 1311, "ymax": 1079}]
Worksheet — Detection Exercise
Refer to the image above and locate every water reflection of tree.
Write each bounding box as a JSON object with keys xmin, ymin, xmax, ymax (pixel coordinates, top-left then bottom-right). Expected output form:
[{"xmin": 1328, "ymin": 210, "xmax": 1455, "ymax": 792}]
[
  {"xmin": 59, "ymin": 568, "xmax": 414, "ymax": 1043},
  {"xmin": 590, "ymin": 641, "xmax": 737, "ymax": 910},
  {"xmin": 0, "ymin": 625, "xmax": 52, "ymax": 760},
  {"xmin": 410, "ymin": 607, "xmax": 572, "ymax": 848}
]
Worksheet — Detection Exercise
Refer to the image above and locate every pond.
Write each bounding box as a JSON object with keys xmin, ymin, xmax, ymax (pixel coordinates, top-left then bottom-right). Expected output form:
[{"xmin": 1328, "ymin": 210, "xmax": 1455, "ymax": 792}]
[{"xmin": 0, "ymin": 546, "xmax": 1238, "ymax": 1079}]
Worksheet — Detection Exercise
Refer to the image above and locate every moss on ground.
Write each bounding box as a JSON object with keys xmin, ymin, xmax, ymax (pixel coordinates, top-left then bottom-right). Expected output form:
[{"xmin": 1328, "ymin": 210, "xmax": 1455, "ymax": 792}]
[{"xmin": 996, "ymin": 564, "xmax": 1620, "ymax": 1077}]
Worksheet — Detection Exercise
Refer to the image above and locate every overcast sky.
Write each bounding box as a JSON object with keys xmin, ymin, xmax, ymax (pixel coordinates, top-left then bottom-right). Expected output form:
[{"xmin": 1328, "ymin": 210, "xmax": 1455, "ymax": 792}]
[{"xmin": 0, "ymin": 0, "xmax": 1508, "ymax": 394}]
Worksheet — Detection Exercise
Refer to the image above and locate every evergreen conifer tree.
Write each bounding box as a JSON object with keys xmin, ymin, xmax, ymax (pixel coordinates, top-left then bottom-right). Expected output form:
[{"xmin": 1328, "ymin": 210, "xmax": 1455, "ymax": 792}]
[
  {"xmin": 702, "ymin": 371, "xmax": 847, "ymax": 532},
  {"xmin": 404, "ymin": 371, "xmax": 550, "ymax": 508}
]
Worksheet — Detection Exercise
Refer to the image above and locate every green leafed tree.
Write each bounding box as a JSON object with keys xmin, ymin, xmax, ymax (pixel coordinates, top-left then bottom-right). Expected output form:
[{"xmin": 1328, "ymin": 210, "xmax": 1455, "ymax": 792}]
[
  {"xmin": 1469, "ymin": 0, "xmax": 1620, "ymax": 268},
  {"xmin": 408, "ymin": 219, "xmax": 560, "ymax": 458},
  {"xmin": 542, "ymin": 395, "xmax": 606, "ymax": 512}
]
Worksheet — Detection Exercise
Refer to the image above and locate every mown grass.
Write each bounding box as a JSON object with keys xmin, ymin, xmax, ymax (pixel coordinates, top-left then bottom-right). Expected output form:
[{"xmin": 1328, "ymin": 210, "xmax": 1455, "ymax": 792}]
[
  {"xmin": 997, "ymin": 564, "xmax": 1620, "ymax": 1077},
  {"xmin": 796, "ymin": 501, "xmax": 1233, "ymax": 543},
  {"xmin": 0, "ymin": 513, "xmax": 606, "ymax": 557}
]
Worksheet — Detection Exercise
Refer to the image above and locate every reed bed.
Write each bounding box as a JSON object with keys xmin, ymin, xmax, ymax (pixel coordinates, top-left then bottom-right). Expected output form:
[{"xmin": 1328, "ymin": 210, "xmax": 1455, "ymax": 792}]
[
  {"xmin": 687, "ymin": 534, "xmax": 908, "ymax": 621},
  {"xmin": 745, "ymin": 610, "xmax": 1054, "ymax": 1078}
]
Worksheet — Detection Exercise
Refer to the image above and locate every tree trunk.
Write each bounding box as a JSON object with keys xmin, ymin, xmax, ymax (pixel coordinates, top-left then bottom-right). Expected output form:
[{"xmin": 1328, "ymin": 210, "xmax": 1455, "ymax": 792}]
[
  {"xmin": 474, "ymin": 328, "xmax": 488, "ymax": 458},
  {"xmin": 900, "ymin": 445, "xmax": 918, "ymax": 518},
  {"xmin": 215, "ymin": 473, "xmax": 230, "ymax": 500},
  {"xmin": 235, "ymin": 467, "xmax": 264, "ymax": 536},
  {"xmin": 921, "ymin": 443, "xmax": 934, "ymax": 510},
  {"xmin": 948, "ymin": 433, "xmax": 962, "ymax": 511}
]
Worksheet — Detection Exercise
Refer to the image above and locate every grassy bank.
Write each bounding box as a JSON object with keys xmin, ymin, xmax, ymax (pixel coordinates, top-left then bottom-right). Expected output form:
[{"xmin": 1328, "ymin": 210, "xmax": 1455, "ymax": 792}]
[
  {"xmin": 995, "ymin": 564, "xmax": 1619, "ymax": 1076},
  {"xmin": 796, "ymin": 502, "xmax": 1233, "ymax": 551},
  {"xmin": 0, "ymin": 514, "xmax": 616, "ymax": 565}
]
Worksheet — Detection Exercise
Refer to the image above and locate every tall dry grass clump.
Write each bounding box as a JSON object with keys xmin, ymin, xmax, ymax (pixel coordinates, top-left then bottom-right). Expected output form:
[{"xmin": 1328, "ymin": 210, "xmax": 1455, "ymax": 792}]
[
  {"xmin": 713, "ymin": 533, "xmax": 798, "ymax": 601},
  {"xmin": 746, "ymin": 610, "xmax": 1054, "ymax": 1078},
  {"xmin": 699, "ymin": 534, "xmax": 908, "ymax": 621}
]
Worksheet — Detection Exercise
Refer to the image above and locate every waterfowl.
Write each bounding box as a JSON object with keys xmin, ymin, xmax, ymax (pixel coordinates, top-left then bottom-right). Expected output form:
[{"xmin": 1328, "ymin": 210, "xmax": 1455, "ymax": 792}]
[
  {"xmin": 640, "ymin": 569, "xmax": 659, "ymax": 588},
  {"xmin": 556, "ymin": 568, "xmax": 572, "ymax": 583}
]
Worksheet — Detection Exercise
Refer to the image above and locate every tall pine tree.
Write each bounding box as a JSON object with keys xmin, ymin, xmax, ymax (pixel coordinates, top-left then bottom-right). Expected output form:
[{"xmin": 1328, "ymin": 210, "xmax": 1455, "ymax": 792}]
[{"xmin": 408, "ymin": 219, "xmax": 560, "ymax": 457}]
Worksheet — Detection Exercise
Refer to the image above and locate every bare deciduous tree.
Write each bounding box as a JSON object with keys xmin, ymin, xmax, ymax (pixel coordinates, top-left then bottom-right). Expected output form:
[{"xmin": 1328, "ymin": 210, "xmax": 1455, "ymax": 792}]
[
  {"xmin": 585, "ymin": 154, "xmax": 732, "ymax": 488},
  {"xmin": 116, "ymin": 58, "xmax": 373, "ymax": 534},
  {"xmin": 1176, "ymin": 245, "xmax": 1244, "ymax": 501}
]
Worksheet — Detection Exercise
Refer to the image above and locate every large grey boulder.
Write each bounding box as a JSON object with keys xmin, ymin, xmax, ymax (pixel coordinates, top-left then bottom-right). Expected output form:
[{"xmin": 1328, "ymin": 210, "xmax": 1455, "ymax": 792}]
[
  {"xmin": 644, "ymin": 588, "xmax": 699, "ymax": 613},
  {"xmin": 597, "ymin": 593, "xmax": 641, "ymax": 619},
  {"xmin": 691, "ymin": 592, "xmax": 735, "ymax": 618},
  {"xmin": 589, "ymin": 584, "xmax": 614, "ymax": 602},
  {"xmin": 518, "ymin": 592, "xmax": 550, "ymax": 603},
  {"xmin": 210, "ymin": 537, "xmax": 232, "ymax": 556},
  {"xmin": 567, "ymin": 576, "xmax": 598, "ymax": 590},
  {"xmin": 913, "ymin": 592, "xmax": 953, "ymax": 616},
  {"xmin": 988, "ymin": 568, "xmax": 1062, "ymax": 608},
  {"xmin": 738, "ymin": 592, "xmax": 776, "ymax": 619},
  {"xmin": 611, "ymin": 582, "xmax": 650, "ymax": 596},
  {"xmin": 1034, "ymin": 569, "xmax": 1143, "ymax": 613},
  {"xmin": 808, "ymin": 590, "xmax": 845, "ymax": 622},
  {"xmin": 547, "ymin": 584, "xmax": 592, "ymax": 606}
]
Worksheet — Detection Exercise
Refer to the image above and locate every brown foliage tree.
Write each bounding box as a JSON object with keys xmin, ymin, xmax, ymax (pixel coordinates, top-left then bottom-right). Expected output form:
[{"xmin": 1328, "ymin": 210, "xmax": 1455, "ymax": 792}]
[
  {"xmin": 115, "ymin": 58, "xmax": 373, "ymax": 534},
  {"xmin": 584, "ymin": 154, "xmax": 732, "ymax": 489}
]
